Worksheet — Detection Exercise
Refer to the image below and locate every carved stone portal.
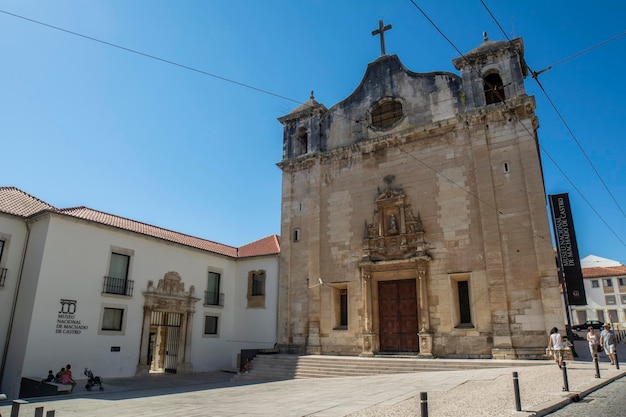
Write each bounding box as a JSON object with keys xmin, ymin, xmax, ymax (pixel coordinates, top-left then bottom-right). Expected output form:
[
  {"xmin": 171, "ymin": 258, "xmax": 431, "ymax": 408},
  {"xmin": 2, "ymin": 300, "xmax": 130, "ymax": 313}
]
[{"xmin": 137, "ymin": 271, "xmax": 200, "ymax": 376}]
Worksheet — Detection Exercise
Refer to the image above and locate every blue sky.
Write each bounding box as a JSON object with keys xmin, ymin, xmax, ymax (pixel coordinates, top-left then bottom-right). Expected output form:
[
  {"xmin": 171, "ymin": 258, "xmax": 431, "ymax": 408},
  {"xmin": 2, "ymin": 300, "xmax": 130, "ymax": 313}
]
[{"xmin": 1, "ymin": 1, "xmax": 625, "ymax": 264}]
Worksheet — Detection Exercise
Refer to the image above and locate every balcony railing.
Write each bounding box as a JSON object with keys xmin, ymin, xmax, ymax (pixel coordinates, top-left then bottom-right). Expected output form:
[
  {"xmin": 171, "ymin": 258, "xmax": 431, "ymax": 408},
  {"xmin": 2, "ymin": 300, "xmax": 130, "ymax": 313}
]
[
  {"xmin": 102, "ymin": 276, "xmax": 134, "ymax": 296},
  {"xmin": 204, "ymin": 291, "xmax": 224, "ymax": 306},
  {"xmin": 0, "ymin": 268, "xmax": 6, "ymax": 287}
]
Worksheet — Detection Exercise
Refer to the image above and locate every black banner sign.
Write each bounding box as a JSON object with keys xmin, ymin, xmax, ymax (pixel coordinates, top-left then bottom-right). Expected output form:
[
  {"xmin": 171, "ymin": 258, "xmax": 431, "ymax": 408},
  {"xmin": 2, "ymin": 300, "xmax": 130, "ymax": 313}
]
[{"xmin": 548, "ymin": 193, "xmax": 587, "ymax": 305}]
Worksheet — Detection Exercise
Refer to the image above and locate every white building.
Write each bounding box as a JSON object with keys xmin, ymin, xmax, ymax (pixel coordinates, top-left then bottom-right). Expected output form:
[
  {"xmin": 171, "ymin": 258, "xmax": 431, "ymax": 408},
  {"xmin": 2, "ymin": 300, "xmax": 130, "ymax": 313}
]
[
  {"xmin": 0, "ymin": 187, "xmax": 280, "ymax": 398},
  {"xmin": 569, "ymin": 255, "xmax": 626, "ymax": 328}
]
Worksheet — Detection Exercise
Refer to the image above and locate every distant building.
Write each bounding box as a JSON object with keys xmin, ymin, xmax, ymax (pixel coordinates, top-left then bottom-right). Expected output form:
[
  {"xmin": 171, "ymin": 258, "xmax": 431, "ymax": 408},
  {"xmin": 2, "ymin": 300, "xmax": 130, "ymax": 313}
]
[
  {"xmin": 276, "ymin": 32, "xmax": 562, "ymax": 359},
  {"xmin": 0, "ymin": 187, "xmax": 279, "ymax": 398},
  {"xmin": 570, "ymin": 255, "xmax": 626, "ymax": 327}
]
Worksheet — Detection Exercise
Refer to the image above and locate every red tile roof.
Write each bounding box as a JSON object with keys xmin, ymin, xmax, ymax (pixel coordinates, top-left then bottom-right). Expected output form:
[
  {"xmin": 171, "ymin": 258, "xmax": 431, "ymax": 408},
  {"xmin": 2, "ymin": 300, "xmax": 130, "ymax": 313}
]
[
  {"xmin": 58, "ymin": 206, "xmax": 239, "ymax": 257},
  {"xmin": 1, "ymin": 187, "xmax": 279, "ymax": 258},
  {"xmin": 583, "ymin": 266, "xmax": 626, "ymax": 278},
  {"xmin": 0, "ymin": 186, "xmax": 56, "ymax": 217},
  {"xmin": 238, "ymin": 234, "xmax": 280, "ymax": 257}
]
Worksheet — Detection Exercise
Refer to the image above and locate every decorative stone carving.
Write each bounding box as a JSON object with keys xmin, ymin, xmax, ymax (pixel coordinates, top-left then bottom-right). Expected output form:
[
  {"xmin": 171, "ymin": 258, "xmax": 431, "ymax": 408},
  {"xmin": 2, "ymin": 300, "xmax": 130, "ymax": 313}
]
[
  {"xmin": 362, "ymin": 179, "xmax": 431, "ymax": 262},
  {"xmin": 143, "ymin": 271, "xmax": 200, "ymax": 315}
]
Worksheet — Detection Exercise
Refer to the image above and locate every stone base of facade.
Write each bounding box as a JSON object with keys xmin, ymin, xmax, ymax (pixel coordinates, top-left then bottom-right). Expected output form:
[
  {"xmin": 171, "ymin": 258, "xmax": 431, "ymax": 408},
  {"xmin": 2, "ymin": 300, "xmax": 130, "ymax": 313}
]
[
  {"xmin": 177, "ymin": 362, "xmax": 193, "ymax": 374},
  {"xmin": 135, "ymin": 364, "xmax": 150, "ymax": 376},
  {"xmin": 492, "ymin": 347, "xmax": 555, "ymax": 360},
  {"xmin": 277, "ymin": 343, "xmax": 306, "ymax": 354}
]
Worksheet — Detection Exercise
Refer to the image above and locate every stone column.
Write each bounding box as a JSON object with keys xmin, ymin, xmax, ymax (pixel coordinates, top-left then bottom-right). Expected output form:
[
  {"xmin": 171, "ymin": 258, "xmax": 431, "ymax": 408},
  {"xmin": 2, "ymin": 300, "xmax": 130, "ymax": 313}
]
[
  {"xmin": 136, "ymin": 305, "xmax": 152, "ymax": 375},
  {"xmin": 177, "ymin": 310, "xmax": 194, "ymax": 374},
  {"xmin": 417, "ymin": 266, "xmax": 434, "ymax": 358},
  {"xmin": 360, "ymin": 271, "xmax": 375, "ymax": 357}
]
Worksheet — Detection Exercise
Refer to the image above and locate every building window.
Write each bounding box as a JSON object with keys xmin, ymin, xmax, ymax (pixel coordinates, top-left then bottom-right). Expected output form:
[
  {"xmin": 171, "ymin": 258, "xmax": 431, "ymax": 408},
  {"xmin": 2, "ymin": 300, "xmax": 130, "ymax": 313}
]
[
  {"xmin": 333, "ymin": 287, "xmax": 348, "ymax": 330},
  {"xmin": 98, "ymin": 304, "xmax": 127, "ymax": 335},
  {"xmin": 295, "ymin": 128, "xmax": 308, "ymax": 156},
  {"xmin": 604, "ymin": 279, "xmax": 613, "ymax": 287},
  {"xmin": 247, "ymin": 270, "xmax": 266, "ymax": 308},
  {"xmin": 371, "ymin": 99, "xmax": 403, "ymax": 128},
  {"xmin": 293, "ymin": 228, "xmax": 300, "ymax": 242},
  {"xmin": 252, "ymin": 272, "xmax": 265, "ymax": 296},
  {"xmin": 457, "ymin": 280, "xmax": 472, "ymax": 325},
  {"xmin": 0, "ymin": 240, "xmax": 6, "ymax": 287},
  {"xmin": 621, "ymin": 294, "xmax": 626, "ymax": 304},
  {"xmin": 205, "ymin": 271, "xmax": 223, "ymax": 306},
  {"xmin": 204, "ymin": 316, "xmax": 219, "ymax": 335},
  {"xmin": 619, "ymin": 278, "xmax": 626, "ymax": 286},
  {"xmin": 606, "ymin": 295, "xmax": 617, "ymax": 305},
  {"xmin": 591, "ymin": 280, "xmax": 600, "ymax": 288},
  {"xmin": 576, "ymin": 310, "xmax": 587, "ymax": 324},
  {"xmin": 103, "ymin": 252, "xmax": 134, "ymax": 296},
  {"xmin": 484, "ymin": 73, "xmax": 505, "ymax": 104},
  {"xmin": 608, "ymin": 309, "xmax": 619, "ymax": 323},
  {"xmin": 339, "ymin": 289, "xmax": 348, "ymax": 327},
  {"xmin": 101, "ymin": 308, "xmax": 124, "ymax": 331},
  {"xmin": 451, "ymin": 274, "xmax": 473, "ymax": 328},
  {"xmin": 597, "ymin": 310, "xmax": 605, "ymax": 322}
]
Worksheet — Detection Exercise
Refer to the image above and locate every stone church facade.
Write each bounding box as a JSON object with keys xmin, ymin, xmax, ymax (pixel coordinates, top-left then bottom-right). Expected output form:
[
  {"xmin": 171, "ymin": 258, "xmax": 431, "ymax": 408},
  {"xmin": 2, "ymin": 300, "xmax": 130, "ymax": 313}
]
[{"xmin": 276, "ymin": 34, "xmax": 562, "ymax": 359}]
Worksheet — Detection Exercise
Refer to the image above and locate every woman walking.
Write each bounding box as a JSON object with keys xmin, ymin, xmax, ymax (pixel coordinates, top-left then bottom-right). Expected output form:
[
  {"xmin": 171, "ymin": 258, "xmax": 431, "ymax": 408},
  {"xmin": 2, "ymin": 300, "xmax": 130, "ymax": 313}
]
[{"xmin": 586, "ymin": 326, "xmax": 600, "ymax": 359}]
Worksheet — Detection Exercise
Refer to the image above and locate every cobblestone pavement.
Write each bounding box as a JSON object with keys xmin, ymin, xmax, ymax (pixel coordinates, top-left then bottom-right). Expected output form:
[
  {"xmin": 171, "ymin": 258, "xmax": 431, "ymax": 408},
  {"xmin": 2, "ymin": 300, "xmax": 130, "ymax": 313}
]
[
  {"xmin": 1, "ymin": 339, "xmax": 624, "ymax": 416},
  {"xmin": 546, "ymin": 377, "xmax": 626, "ymax": 416}
]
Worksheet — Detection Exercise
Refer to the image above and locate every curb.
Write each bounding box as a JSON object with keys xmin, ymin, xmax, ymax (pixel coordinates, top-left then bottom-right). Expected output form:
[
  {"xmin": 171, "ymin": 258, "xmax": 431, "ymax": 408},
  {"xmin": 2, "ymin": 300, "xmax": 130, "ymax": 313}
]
[{"xmin": 527, "ymin": 371, "xmax": 626, "ymax": 416}]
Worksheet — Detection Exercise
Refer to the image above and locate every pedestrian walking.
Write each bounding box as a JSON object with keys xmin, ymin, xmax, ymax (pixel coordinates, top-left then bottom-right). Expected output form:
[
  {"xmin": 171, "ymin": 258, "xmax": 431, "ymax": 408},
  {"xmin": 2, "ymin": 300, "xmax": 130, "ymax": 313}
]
[
  {"xmin": 586, "ymin": 326, "xmax": 600, "ymax": 358},
  {"xmin": 600, "ymin": 323, "xmax": 617, "ymax": 365},
  {"xmin": 548, "ymin": 327, "xmax": 564, "ymax": 368}
]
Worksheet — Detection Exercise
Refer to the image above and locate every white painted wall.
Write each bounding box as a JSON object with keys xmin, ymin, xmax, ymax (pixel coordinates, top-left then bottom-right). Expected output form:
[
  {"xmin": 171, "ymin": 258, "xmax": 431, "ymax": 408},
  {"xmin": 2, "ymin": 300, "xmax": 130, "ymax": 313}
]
[
  {"xmin": 1, "ymin": 212, "xmax": 278, "ymax": 398},
  {"xmin": 0, "ymin": 213, "xmax": 30, "ymax": 395}
]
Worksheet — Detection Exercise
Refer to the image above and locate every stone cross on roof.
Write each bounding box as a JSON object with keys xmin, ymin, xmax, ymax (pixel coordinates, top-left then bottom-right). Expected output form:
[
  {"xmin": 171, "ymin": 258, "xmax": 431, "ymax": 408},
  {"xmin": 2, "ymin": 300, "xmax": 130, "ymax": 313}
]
[{"xmin": 371, "ymin": 19, "xmax": 392, "ymax": 56}]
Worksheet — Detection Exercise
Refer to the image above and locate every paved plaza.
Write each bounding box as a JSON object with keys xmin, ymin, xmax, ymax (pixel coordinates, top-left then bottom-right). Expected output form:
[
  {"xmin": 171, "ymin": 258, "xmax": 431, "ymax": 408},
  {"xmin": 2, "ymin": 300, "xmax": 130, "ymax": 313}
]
[{"xmin": 1, "ymin": 340, "xmax": 625, "ymax": 416}]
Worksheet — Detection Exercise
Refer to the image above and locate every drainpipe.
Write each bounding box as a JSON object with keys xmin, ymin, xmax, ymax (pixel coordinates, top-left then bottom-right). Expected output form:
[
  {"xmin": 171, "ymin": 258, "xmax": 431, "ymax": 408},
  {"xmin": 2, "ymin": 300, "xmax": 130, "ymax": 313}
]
[{"xmin": 0, "ymin": 219, "xmax": 31, "ymax": 392}]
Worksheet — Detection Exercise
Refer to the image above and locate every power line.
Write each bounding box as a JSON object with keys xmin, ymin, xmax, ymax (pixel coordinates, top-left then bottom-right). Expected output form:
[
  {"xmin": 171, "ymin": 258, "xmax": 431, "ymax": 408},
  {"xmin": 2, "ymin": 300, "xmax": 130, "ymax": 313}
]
[
  {"xmin": 479, "ymin": 0, "xmax": 626, "ymax": 236},
  {"xmin": 2, "ymin": 6, "xmax": 614, "ymax": 246},
  {"xmin": 0, "ymin": 9, "xmax": 303, "ymax": 106},
  {"xmin": 534, "ymin": 30, "xmax": 626, "ymax": 76}
]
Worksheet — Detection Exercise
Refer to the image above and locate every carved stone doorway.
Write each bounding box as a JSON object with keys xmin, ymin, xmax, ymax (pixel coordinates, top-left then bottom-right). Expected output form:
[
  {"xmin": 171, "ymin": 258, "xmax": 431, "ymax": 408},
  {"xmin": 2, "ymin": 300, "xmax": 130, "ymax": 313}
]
[
  {"xmin": 378, "ymin": 279, "xmax": 419, "ymax": 352},
  {"xmin": 137, "ymin": 272, "xmax": 200, "ymax": 376},
  {"xmin": 149, "ymin": 311, "xmax": 182, "ymax": 373}
]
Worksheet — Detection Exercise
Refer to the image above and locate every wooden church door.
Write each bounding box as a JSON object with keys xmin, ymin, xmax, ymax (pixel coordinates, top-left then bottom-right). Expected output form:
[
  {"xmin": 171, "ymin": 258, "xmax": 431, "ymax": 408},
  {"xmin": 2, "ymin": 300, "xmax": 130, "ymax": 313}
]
[{"xmin": 378, "ymin": 279, "xmax": 419, "ymax": 352}]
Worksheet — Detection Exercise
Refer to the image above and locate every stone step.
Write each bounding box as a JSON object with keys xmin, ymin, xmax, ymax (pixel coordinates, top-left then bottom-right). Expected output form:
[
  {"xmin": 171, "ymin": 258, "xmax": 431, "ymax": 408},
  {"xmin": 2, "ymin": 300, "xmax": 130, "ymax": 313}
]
[{"xmin": 233, "ymin": 354, "xmax": 549, "ymax": 381}]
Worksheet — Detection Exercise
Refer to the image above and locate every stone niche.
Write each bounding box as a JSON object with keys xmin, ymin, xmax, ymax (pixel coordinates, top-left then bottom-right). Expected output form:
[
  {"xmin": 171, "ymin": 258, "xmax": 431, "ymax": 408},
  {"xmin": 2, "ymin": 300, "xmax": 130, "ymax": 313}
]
[{"xmin": 362, "ymin": 179, "xmax": 428, "ymax": 262}]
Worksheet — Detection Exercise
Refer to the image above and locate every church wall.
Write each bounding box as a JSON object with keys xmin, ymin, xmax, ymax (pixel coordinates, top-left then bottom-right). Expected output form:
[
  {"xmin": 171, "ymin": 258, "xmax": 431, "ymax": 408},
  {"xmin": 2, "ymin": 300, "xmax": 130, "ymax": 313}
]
[
  {"xmin": 278, "ymin": 39, "xmax": 562, "ymax": 359},
  {"xmin": 284, "ymin": 102, "xmax": 559, "ymax": 357},
  {"xmin": 2, "ymin": 213, "xmax": 277, "ymax": 398},
  {"xmin": 324, "ymin": 70, "xmax": 461, "ymax": 151}
]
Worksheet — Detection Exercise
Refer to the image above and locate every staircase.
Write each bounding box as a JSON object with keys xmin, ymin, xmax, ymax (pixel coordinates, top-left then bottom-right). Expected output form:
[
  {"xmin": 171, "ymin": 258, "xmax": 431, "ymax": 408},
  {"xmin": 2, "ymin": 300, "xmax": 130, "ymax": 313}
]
[{"xmin": 234, "ymin": 354, "xmax": 549, "ymax": 381}]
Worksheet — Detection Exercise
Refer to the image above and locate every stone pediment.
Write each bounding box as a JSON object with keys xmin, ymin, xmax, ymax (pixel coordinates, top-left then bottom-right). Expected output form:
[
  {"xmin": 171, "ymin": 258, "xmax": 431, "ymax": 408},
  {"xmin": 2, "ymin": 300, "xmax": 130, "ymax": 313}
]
[
  {"xmin": 363, "ymin": 178, "xmax": 430, "ymax": 262},
  {"xmin": 143, "ymin": 271, "xmax": 200, "ymax": 314}
]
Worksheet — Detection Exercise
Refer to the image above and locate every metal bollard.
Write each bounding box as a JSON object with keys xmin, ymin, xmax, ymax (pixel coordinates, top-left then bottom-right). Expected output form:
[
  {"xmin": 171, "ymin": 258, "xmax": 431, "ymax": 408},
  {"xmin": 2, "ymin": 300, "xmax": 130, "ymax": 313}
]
[
  {"xmin": 512, "ymin": 371, "xmax": 522, "ymax": 412},
  {"xmin": 10, "ymin": 399, "xmax": 28, "ymax": 417},
  {"xmin": 615, "ymin": 352, "xmax": 620, "ymax": 370},
  {"xmin": 593, "ymin": 353, "xmax": 601, "ymax": 378},
  {"xmin": 420, "ymin": 391, "xmax": 428, "ymax": 417},
  {"xmin": 561, "ymin": 361, "xmax": 569, "ymax": 392}
]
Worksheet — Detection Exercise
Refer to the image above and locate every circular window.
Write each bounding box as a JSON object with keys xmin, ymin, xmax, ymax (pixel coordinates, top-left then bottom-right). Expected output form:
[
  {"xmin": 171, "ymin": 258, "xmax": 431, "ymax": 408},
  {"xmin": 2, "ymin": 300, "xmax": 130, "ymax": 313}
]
[{"xmin": 371, "ymin": 100, "xmax": 403, "ymax": 128}]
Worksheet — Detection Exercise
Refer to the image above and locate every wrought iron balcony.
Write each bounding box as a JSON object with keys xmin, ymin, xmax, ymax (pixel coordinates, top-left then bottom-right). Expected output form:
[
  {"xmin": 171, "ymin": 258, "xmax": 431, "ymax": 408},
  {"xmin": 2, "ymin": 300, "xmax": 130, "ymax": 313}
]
[
  {"xmin": 0, "ymin": 268, "xmax": 6, "ymax": 287},
  {"xmin": 204, "ymin": 291, "xmax": 224, "ymax": 306},
  {"xmin": 102, "ymin": 276, "xmax": 134, "ymax": 296}
]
